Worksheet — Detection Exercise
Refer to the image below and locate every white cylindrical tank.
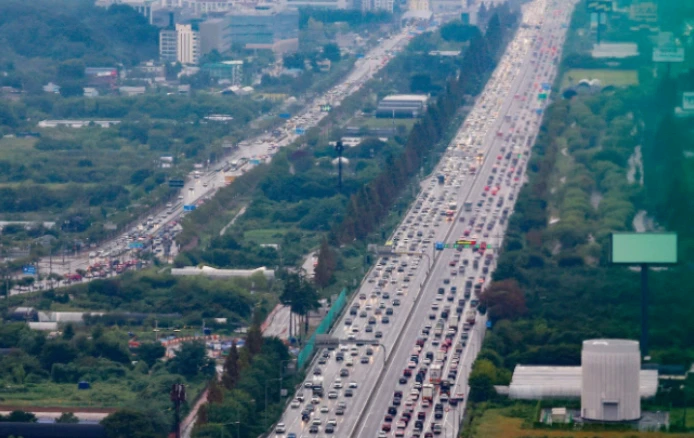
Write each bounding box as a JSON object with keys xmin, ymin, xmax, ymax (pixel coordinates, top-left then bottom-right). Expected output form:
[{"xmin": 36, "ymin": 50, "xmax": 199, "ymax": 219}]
[{"xmin": 581, "ymin": 339, "xmax": 641, "ymax": 421}]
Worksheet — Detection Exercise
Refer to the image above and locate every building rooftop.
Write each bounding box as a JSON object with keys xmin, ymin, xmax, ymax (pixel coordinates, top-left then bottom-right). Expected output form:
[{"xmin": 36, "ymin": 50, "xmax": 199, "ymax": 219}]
[
  {"xmin": 591, "ymin": 42, "xmax": 639, "ymax": 58},
  {"xmin": 507, "ymin": 365, "xmax": 658, "ymax": 400},
  {"xmin": 382, "ymin": 94, "xmax": 429, "ymax": 103}
]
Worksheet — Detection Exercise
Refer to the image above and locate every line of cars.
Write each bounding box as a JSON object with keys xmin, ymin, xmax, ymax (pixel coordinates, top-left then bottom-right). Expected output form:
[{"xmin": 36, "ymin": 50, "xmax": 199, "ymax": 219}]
[{"xmin": 369, "ymin": 0, "xmax": 571, "ymax": 435}]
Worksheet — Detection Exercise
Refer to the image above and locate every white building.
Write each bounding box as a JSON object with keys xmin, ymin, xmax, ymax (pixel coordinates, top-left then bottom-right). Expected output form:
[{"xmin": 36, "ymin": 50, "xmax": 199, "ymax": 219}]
[
  {"xmin": 177, "ymin": 24, "xmax": 200, "ymax": 65},
  {"xmin": 281, "ymin": 0, "xmax": 350, "ymax": 9}
]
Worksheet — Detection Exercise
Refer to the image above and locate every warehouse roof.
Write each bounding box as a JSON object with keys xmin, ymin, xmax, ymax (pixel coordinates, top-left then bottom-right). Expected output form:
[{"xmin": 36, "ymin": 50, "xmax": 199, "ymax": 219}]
[
  {"xmin": 381, "ymin": 94, "xmax": 428, "ymax": 103},
  {"xmin": 508, "ymin": 365, "xmax": 658, "ymax": 399}
]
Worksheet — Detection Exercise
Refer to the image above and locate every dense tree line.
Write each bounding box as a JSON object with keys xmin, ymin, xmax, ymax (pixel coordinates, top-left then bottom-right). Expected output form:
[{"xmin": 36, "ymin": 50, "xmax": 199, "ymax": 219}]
[
  {"xmin": 465, "ymin": 70, "xmax": 694, "ymax": 408},
  {"xmin": 0, "ymin": 0, "xmax": 158, "ymax": 92},
  {"xmin": 333, "ymin": 6, "xmax": 519, "ymax": 244},
  {"xmin": 193, "ymin": 335, "xmax": 296, "ymax": 438}
]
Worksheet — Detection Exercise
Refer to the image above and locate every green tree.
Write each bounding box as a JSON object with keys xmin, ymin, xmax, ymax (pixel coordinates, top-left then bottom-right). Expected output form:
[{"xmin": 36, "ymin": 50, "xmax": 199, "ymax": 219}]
[
  {"xmin": 322, "ymin": 43, "xmax": 341, "ymax": 62},
  {"xmin": 62, "ymin": 323, "xmax": 75, "ymax": 340},
  {"xmin": 101, "ymin": 409, "xmax": 158, "ymax": 438},
  {"xmin": 245, "ymin": 311, "xmax": 264, "ymax": 358},
  {"xmin": 168, "ymin": 341, "xmax": 215, "ymax": 379},
  {"xmin": 137, "ymin": 342, "xmax": 166, "ymax": 368},
  {"xmin": 55, "ymin": 412, "xmax": 80, "ymax": 423},
  {"xmin": 314, "ymin": 239, "xmax": 336, "ymax": 288},
  {"xmin": 221, "ymin": 340, "xmax": 240, "ymax": 390},
  {"xmin": 40, "ymin": 340, "xmax": 78, "ymax": 370},
  {"xmin": 0, "ymin": 410, "xmax": 37, "ymax": 422},
  {"xmin": 207, "ymin": 378, "xmax": 224, "ymax": 404}
]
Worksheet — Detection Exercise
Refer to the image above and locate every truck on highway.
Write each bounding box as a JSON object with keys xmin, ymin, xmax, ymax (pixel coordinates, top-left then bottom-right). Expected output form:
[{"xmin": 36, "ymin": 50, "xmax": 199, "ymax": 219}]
[
  {"xmin": 429, "ymin": 364, "xmax": 442, "ymax": 384},
  {"xmin": 422, "ymin": 384, "xmax": 434, "ymax": 402},
  {"xmin": 466, "ymin": 310, "xmax": 477, "ymax": 325},
  {"xmin": 448, "ymin": 201, "xmax": 457, "ymax": 210},
  {"xmin": 464, "ymin": 201, "xmax": 473, "ymax": 212}
]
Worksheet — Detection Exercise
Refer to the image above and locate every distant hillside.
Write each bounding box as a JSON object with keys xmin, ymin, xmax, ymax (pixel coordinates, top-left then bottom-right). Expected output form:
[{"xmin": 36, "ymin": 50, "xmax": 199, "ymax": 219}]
[{"xmin": 0, "ymin": 0, "xmax": 158, "ymax": 69}]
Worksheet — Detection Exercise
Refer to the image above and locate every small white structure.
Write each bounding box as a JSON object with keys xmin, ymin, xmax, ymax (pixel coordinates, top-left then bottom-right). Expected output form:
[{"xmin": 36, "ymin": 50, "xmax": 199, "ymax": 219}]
[
  {"xmin": 171, "ymin": 265, "xmax": 275, "ymax": 280},
  {"xmin": 591, "ymin": 43, "xmax": 639, "ymax": 58},
  {"xmin": 581, "ymin": 339, "xmax": 641, "ymax": 421},
  {"xmin": 38, "ymin": 120, "xmax": 120, "ymax": 128}
]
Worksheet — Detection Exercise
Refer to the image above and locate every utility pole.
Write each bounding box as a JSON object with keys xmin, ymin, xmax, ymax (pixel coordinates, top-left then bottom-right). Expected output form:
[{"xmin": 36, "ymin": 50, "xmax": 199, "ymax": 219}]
[{"xmin": 335, "ymin": 141, "xmax": 344, "ymax": 192}]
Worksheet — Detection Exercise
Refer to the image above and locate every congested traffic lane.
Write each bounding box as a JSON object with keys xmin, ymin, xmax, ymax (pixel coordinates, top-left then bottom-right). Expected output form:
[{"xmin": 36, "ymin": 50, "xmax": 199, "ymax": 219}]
[
  {"xmin": 29, "ymin": 28, "xmax": 414, "ymax": 291},
  {"xmin": 356, "ymin": 0, "xmax": 576, "ymax": 436},
  {"xmin": 278, "ymin": 179, "xmax": 465, "ymax": 437}
]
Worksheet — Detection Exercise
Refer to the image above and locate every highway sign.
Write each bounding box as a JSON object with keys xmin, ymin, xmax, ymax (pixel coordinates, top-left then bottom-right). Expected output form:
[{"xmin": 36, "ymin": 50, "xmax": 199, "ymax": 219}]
[
  {"xmin": 250, "ymin": 159, "xmax": 261, "ymax": 165},
  {"xmin": 320, "ymin": 105, "xmax": 332, "ymax": 112},
  {"xmin": 183, "ymin": 205, "xmax": 196, "ymax": 211},
  {"xmin": 315, "ymin": 335, "xmax": 340, "ymax": 349},
  {"xmin": 295, "ymin": 127, "xmax": 306, "ymax": 135},
  {"xmin": 538, "ymin": 93, "xmax": 547, "ymax": 100},
  {"xmin": 169, "ymin": 179, "xmax": 185, "ymax": 188},
  {"xmin": 128, "ymin": 242, "xmax": 145, "ymax": 249},
  {"xmin": 587, "ymin": 0, "xmax": 612, "ymax": 13},
  {"xmin": 279, "ymin": 113, "xmax": 291, "ymax": 119},
  {"xmin": 683, "ymin": 92, "xmax": 694, "ymax": 110},
  {"xmin": 486, "ymin": 320, "xmax": 493, "ymax": 328},
  {"xmin": 536, "ymin": 109, "xmax": 543, "ymax": 115},
  {"xmin": 541, "ymin": 82, "xmax": 551, "ymax": 90},
  {"xmin": 653, "ymin": 47, "xmax": 685, "ymax": 63},
  {"xmin": 22, "ymin": 265, "xmax": 36, "ymax": 275}
]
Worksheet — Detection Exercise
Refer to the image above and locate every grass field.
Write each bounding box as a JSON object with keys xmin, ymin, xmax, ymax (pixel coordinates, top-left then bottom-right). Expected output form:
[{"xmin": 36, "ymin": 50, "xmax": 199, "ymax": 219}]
[
  {"xmin": 471, "ymin": 407, "xmax": 692, "ymax": 438},
  {"xmin": 0, "ymin": 382, "xmax": 135, "ymax": 408},
  {"xmin": 561, "ymin": 69, "xmax": 638, "ymax": 89},
  {"xmin": 243, "ymin": 228, "xmax": 287, "ymax": 244}
]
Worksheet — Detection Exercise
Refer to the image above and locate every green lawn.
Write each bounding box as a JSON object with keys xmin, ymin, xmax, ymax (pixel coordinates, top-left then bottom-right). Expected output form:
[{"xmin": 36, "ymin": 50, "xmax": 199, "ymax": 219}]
[
  {"xmin": 243, "ymin": 229, "xmax": 287, "ymax": 244},
  {"xmin": 561, "ymin": 69, "xmax": 638, "ymax": 89},
  {"xmin": 0, "ymin": 382, "xmax": 135, "ymax": 408}
]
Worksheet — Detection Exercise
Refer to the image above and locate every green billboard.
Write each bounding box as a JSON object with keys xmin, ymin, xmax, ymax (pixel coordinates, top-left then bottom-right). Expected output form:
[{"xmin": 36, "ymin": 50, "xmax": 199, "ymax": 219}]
[{"xmin": 610, "ymin": 232, "xmax": 678, "ymax": 264}]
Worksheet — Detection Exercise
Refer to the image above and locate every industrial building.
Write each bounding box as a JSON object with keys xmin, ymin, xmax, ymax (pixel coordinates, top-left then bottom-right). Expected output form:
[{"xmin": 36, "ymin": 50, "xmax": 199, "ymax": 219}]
[
  {"xmin": 503, "ymin": 339, "xmax": 660, "ymax": 426},
  {"xmin": 375, "ymin": 94, "xmax": 429, "ymax": 118},
  {"xmin": 202, "ymin": 60, "xmax": 244, "ymax": 85}
]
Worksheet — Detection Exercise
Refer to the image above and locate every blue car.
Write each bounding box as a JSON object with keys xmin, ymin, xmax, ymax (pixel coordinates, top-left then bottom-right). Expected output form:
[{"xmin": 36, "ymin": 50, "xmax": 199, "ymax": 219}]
[{"xmin": 288, "ymin": 434, "xmax": 297, "ymax": 438}]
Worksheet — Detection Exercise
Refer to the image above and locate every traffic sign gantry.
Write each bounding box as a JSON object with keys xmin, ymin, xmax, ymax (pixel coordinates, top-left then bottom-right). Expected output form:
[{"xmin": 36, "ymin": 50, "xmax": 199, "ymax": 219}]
[
  {"xmin": 169, "ymin": 179, "xmax": 185, "ymax": 188},
  {"xmin": 315, "ymin": 335, "xmax": 340, "ymax": 349}
]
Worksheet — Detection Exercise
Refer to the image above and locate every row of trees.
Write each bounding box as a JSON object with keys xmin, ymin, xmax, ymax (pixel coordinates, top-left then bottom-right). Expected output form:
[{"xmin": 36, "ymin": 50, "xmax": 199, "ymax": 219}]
[
  {"xmin": 193, "ymin": 331, "xmax": 295, "ymax": 438},
  {"xmin": 333, "ymin": 8, "xmax": 518, "ymax": 244}
]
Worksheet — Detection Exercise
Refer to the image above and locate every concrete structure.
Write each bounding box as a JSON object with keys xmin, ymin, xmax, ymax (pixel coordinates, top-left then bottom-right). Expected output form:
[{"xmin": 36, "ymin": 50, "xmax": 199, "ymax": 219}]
[
  {"xmin": 199, "ymin": 18, "xmax": 231, "ymax": 56},
  {"xmin": 203, "ymin": 61, "xmax": 244, "ymax": 85},
  {"xmin": 119, "ymin": 86, "xmax": 147, "ymax": 96},
  {"xmin": 376, "ymin": 94, "xmax": 428, "ymax": 118},
  {"xmin": 581, "ymin": 339, "xmax": 641, "ymax": 422},
  {"xmin": 228, "ymin": 7, "xmax": 299, "ymax": 51},
  {"xmin": 37, "ymin": 120, "xmax": 121, "ymax": 128},
  {"xmin": 282, "ymin": 0, "xmax": 349, "ymax": 9},
  {"xmin": 171, "ymin": 265, "xmax": 275, "ymax": 280},
  {"xmin": 177, "ymin": 23, "xmax": 200, "ymax": 64},
  {"xmin": 83, "ymin": 87, "xmax": 99, "ymax": 98},
  {"xmin": 508, "ymin": 365, "xmax": 658, "ymax": 400},
  {"xmin": 160, "ymin": 28, "xmax": 179, "ymax": 62},
  {"xmin": 591, "ymin": 42, "xmax": 639, "ymax": 58}
]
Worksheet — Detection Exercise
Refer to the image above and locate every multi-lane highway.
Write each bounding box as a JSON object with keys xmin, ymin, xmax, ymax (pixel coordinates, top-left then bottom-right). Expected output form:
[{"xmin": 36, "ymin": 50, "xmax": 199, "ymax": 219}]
[
  {"xmin": 26, "ymin": 27, "xmax": 416, "ymax": 294},
  {"xmin": 273, "ymin": 0, "xmax": 575, "ymax": 437}
]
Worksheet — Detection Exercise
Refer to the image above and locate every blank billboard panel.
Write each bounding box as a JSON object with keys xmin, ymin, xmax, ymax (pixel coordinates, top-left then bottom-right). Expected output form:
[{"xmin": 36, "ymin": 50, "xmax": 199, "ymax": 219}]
[{"xmin": 610, "ymin": 233, "xmax": 677, "ymax": 264}]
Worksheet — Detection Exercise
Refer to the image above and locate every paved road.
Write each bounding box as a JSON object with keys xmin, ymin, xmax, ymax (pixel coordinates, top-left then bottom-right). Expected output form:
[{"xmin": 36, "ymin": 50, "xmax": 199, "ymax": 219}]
[
  {"xmin": 274, "ymin": 0, "xmax": 575, "ymax": 437},
  {"xmin": 22, "ymin": 27, "xmax": 415, "ymax": 294}
]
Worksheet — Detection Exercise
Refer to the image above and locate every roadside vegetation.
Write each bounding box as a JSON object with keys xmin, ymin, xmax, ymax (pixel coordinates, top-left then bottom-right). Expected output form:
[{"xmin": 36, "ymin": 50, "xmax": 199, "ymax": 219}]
[{"xmin": 465, "ymin": 1, "xmax": 694, "ymax": 434}]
